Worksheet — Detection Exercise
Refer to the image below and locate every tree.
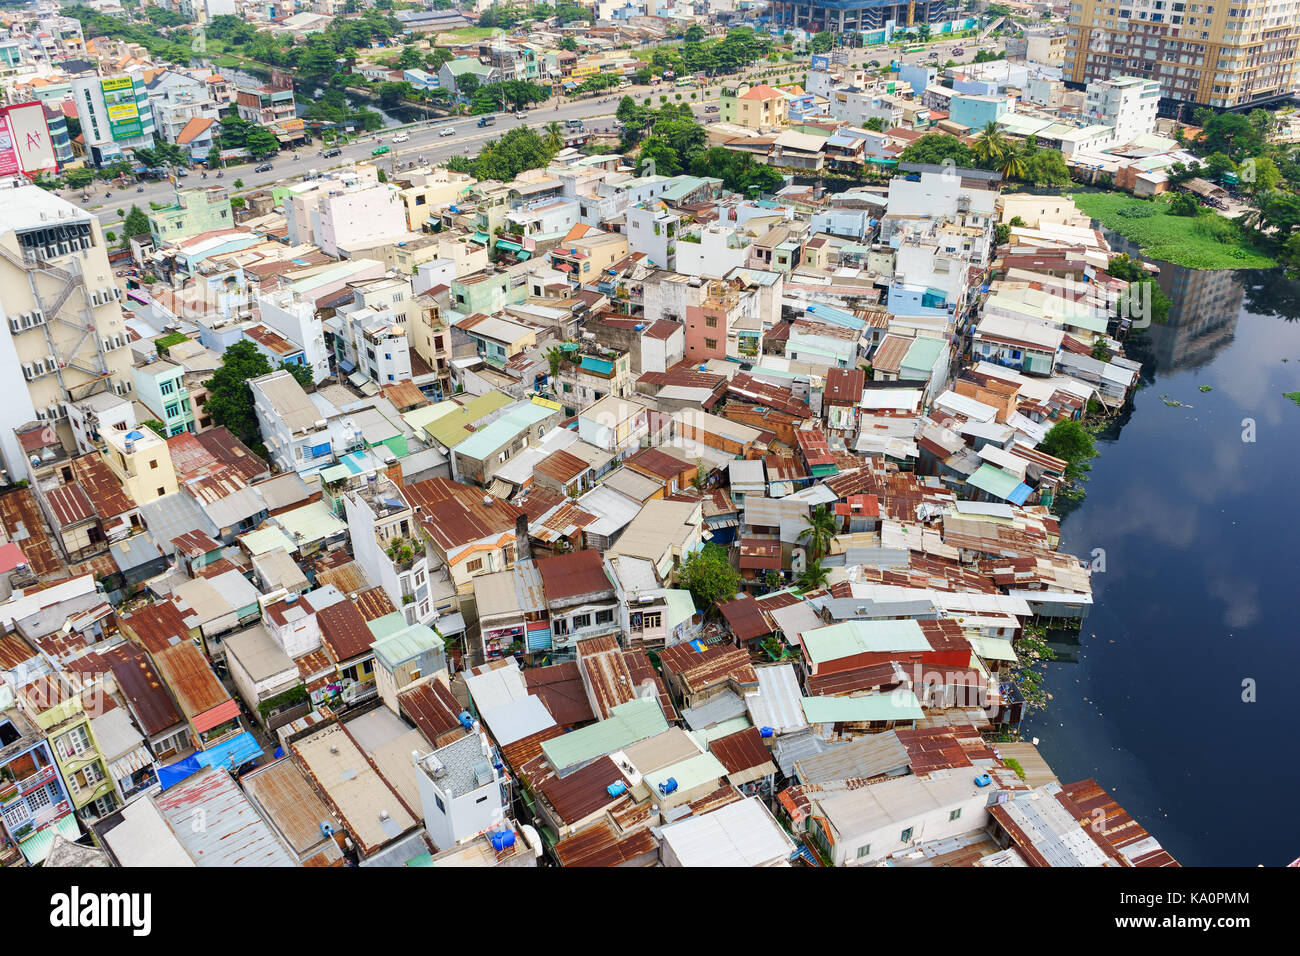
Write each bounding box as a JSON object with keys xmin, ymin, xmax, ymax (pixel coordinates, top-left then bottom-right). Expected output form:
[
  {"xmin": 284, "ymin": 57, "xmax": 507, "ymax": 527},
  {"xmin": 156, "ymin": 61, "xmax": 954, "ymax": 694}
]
[
  {"xmin": 544, "ymin": 346, "xmax": 565, "ymax": 382},
  {"xmin": 206, "ymin": 144, "xmax": 222, "ymax": 169},
  {"xmin": 1201, "ymin": 151, "xmax": 1236, "ymax": 181},
  {"xmin": 795, "ymin": 559, "xmax": 829, "ymax": 592},
  {"xmin": 202, "ymin": 341, "xmax": 274, "ymax": 449},
  {"xmin": 397, "ymin": 44, "xmax": 422, "ymax": 70},
  {"xmin": 1198, "ymin": 112, "xmax": 1264, "ymax": 160},
  {"xmin": 899, "ymin": 132, "xmax": 973, "ymax": 167},
  {"xmin": 684, "ymin": 24, "xmax": 705, "ymax": 42},
  {"xmin": 998, "ymin": 144, "xmax": 1028, "ymax": 181},
  {"xmin": 558, "ymin": 36, "xmax": 578, "ymax": 52},
  {"xmin": 1242, "ymin": 155, "xmax": 1282, "ymax": 195},
  {"xmin": 542, "ymin": 120, "xmax": 563, "ymax": 151},
  {"xmin": 810, "ymin": 31, "xmax": 833, "ymax": 54},
  {"xmin": 65, "ymin": 167, "xmax": 95, "ymax": 189},
  {"xmin": 142, "ymin": 420, "xmax": 167, "ymax": 437},
  {"xmin": 379, "ymin": 81, "xmax": 414, "ymax": 108},
  {"xmin": 863, "ymin": 116, "xmax": 884, "ymax": 132},
  {"xmin": 245, "ymin": 126, "xmax": 279, "ymax": 159},
  {"xmin": 638, "ymin": 138, "xmax": 681, "ymax": 176},
  {"xmin": 121, "ymin": 205, "xmax": 149, "ymax": 243},
  {"xmin": 1168, "ymin": 192, "xmax": 1199, "ymax": 216},
  {"xmin": 279, "ymin": 361, "xmax": 314, "ymax": 389},
  {"xmin": 233, "ymin": 178, "xmax": 244, "ymax": 189},
  {"xmin": 972, "ymin": 119, "xmax": 1008, "ymax": 166},
  {"xmin": 677, "ymin": 543, "xmax": 740, "ymax": 611},
  {"xmin": 458, "ymin": 73, "xmax": 480, "ymax": 97},
  {"xmin": 798, "ymin": 504, "xmax": 837, "ymax": 562},
  {"xmin": 1025, "ymin": 149, "xmax": 1070, "ymax": 186},
  {"xmin": 1039, "ymin": 418, "xmax": 1097, "ymax": 483},
  {"xmin": 1105, "ymin": 252, "xmax": 1144, "ymax": 282}
]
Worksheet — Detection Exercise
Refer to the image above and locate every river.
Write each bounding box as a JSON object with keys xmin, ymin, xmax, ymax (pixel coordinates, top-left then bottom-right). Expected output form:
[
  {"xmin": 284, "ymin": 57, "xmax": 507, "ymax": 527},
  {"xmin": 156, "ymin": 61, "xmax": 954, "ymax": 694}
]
[{"xmin": 1022, "ymin": 258, "xmax": 1300, "ymax": 866}]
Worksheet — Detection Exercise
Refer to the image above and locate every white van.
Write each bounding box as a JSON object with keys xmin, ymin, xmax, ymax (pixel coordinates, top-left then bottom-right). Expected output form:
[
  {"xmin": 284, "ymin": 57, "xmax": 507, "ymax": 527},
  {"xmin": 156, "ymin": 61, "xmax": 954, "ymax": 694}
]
[{"xmin": 393, "ymin": 132, "xmax": 410, "ymax": 144}]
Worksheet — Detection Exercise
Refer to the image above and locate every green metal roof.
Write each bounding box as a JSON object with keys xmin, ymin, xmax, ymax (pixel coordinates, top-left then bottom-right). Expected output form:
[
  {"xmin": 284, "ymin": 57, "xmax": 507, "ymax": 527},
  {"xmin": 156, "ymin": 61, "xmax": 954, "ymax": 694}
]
[
  {"xmin": 372, "ymin": 622, "xmax": 444, "ymax": 671},
  {"xmin": 801, "ymin": 690, "xmax": 925, "ymax": 723},
  {"xmin": 643, "ymin": 751, "xmax": 729, "ymax": 797},
  {"xmin": 971, "ymin": 635, "xmax": 1017, "ymax": 662},
  {"xmin": 367, "ymin": 611, "xmax": 410, "ymax": 643},
  {"xmin": 540, "ymin": 698, "xmax": 667, "ymax": 771},
  {"xmin": 424, "ymin": 390, "xmax": 514, "ymax": 449},
  {"xmin": 801, "ymin": 619, "xmax": 929, "ymax": 665},
  {"xmin": 453, "ymin": 400, "xmax": 554, "ymax": 461},
  {"xmin": 900, "ymin": 336, "xmax": 945, "ymax": 373},
  {"xmin": 967, "ymin": 463, "xmax": 1026, "ymax": 502}
]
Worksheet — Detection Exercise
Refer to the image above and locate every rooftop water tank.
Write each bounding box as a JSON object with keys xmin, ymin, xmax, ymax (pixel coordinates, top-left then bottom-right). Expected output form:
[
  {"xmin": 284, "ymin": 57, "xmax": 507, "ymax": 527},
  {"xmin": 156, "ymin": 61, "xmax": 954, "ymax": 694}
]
[
  {"xmin": 457, "ymin": 710, "xmax": 475, "ymax": 730},
  {"xmin": 489, "ymin": 829, "xmax": 516, "ymax": 851},
  {"xmin": 759, "ymin": 726, "xmax": 774, "ymax": 739},
  {"xmin": 658, "ymin": 777, "xmax": 678, "ymax": 796},
  {"xmin": 606, "ymin": 781, "xmax": 627, "ymax": 798},
  {"xmin": 974, "ymin": 773, "xmax": 991, "ymax": 788}
]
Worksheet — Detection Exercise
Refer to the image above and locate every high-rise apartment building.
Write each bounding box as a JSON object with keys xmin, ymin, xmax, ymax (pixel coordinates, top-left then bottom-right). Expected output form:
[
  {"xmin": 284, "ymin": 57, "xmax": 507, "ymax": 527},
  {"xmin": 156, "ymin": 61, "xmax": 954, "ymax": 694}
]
[
  {"xmin": 0, "ymin": 179, "xmax": 134, "ymax": 480},
  {"xmin": 69, "ymin": 73, "xmax": 155, "ymax": 165},
  {"xmin": 1065, "ymin": 0, "xmax": 1300, "ymax": 108}
]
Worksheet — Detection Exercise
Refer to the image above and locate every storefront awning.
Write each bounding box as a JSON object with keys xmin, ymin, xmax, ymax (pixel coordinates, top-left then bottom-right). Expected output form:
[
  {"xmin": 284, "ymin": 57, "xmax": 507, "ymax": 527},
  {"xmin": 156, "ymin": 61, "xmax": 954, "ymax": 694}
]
[
  {"xmin": 495, "ymin": 239, "xmax": 522, "ymax": 253},
  {"xmin": 471, "ymin": 231, "xmax": 491, "ymax": 245},
  {"xmin": 18, "ymin": 814, "xmax": 82, "ymax": 865},
  {"xmin": 338, "ymin": 359, "xmax": 356, "ymax": 374}
]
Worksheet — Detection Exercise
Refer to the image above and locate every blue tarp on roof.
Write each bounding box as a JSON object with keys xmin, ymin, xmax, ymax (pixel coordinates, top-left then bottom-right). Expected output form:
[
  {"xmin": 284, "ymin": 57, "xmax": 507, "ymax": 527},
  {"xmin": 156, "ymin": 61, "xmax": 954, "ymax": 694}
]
[
  {"xmin": 338, "ymin": 359, "xmax": 356, "ymax": 374},
  {"xmin": 158, "ymin": 731, "xmax": 263, "ymax": 790}
]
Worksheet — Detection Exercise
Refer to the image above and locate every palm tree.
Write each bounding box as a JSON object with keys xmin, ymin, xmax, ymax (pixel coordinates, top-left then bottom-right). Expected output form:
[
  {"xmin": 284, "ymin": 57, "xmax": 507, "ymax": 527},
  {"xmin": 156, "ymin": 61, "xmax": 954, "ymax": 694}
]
[
  {"xmin": 798, "ymin": 504, "xmax": 837, "ymax": 562},
  {"xmin": 999, "ymin": 145, "xmax": 1028, "ymax": 182},
  {"xmin": 543, "ymin": 121, "xmax": 563, "ymax": 151},
  {"xmin": 972, "ymin": 121, "xmax": 1007, "ymax": 168},
  {"xmin": 796, "ymin": 559, "xmax": 829, "ymax": 592}
]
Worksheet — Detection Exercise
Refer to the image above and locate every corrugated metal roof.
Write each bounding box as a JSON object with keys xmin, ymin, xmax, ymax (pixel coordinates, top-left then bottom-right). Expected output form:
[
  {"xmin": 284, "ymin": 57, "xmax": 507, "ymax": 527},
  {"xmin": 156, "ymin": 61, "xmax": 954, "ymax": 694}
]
[{"xmin": 154, "ymin": 767, "xmax": 296, "ymax": 866}]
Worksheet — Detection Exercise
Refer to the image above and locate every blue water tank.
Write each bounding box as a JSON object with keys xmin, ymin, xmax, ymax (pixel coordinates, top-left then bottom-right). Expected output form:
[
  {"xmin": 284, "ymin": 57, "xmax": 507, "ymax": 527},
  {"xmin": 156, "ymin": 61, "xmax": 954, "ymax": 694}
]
[
  {"xmin": 607, "ymin": 781, "xmax": 627, "ymax": 798},
  {"xmin": 759, "ymin": 726, "xmax": 775, "ymax": 739},
  {"xmin": 974, "ymin": 773, "xmax": 992, "ymax": 787},
  {"xmin": 658, "ymin": 777, "xmax": 678, "ymax": 795},
  {"xmin": 489, "ymin": 829, "xmax": 516, "ymax": 851},
  {"xmin": 458, "ymin": 711, "xmax": 475, "ymax": 730}
]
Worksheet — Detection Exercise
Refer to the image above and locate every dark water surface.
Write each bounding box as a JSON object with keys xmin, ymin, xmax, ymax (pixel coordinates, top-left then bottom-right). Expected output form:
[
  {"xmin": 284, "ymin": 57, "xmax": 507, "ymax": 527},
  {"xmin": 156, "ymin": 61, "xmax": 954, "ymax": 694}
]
[{"xmin": 1022, "ymin": 263, "xmax": 1300, "ymax": 866}]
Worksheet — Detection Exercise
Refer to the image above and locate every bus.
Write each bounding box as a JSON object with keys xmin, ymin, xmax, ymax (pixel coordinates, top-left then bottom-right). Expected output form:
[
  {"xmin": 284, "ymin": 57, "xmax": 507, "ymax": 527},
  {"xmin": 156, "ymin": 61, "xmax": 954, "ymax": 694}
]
[
  {"xmin": 904, "ymin": 45, "xmax": 926, "ymax": 54},
  {"xmin": 675, "ymin": 76, "xmax": 695, "ymax": 88}
]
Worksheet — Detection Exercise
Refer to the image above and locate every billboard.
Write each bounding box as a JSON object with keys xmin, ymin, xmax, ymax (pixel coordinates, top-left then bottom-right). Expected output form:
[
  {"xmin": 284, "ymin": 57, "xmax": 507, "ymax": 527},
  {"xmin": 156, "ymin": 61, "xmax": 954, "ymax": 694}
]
[
  {"xmin": 1, "ymin": 103, "xmax": 57, "ymax": 175},
  {"xmin": 101, "ymin": 76, "xmax": 143, "ymax": 140},
  {"xmin": 0, "ymin": 117, "xmax": 19, "ymax": 177},
  {"xmin": 810, "ymin": 54, "xmax": 830, "ymax": 72}
]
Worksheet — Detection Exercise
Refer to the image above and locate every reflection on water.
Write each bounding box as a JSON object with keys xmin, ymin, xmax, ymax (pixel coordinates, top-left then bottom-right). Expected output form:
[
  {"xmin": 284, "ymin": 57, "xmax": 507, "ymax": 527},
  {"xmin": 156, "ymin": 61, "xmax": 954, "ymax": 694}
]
[{"xmin": 1024, "ymin": 257, "xmax": 1300, "ymax": 866}]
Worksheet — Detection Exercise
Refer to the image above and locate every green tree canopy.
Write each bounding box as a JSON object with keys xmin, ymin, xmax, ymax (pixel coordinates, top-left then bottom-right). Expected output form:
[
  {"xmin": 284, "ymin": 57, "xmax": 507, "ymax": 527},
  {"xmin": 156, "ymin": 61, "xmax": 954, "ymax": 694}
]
[
  {"xmin": 1039, "ymin": 419, "xmax": 1098, "ymax": 482},
  {"xmin": 899, "ymin": 133, "xmax": 974, "ymax": 167},
  {"xmin": 202, "ymin": 341, "xmax": 274, "ymax": 449},
  {"xmin": 677, "ymin": 543, "xmax": 740, "ymax": 611}
]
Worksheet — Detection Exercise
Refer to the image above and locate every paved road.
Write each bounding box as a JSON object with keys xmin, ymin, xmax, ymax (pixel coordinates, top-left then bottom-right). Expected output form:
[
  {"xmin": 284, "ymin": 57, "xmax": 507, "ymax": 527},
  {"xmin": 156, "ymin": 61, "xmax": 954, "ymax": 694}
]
[{"xmin": 75, "ymin": 38, "xmax": 998, "ymax": 229}]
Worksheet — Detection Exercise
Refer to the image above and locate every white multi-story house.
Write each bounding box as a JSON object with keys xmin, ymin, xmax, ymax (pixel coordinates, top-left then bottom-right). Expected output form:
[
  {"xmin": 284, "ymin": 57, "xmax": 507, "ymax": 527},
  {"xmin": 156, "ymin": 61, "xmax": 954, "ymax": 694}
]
[
  {"xmin": 343, "ymin": 477, "xmax": 440, "ymax": 627},
  {"xmin": 249, "ymin": 369, "xmax": 333, "ymax": 476},
  {"xmin": 414, "ymin": 731, "xmax": 506, "ymax": 851}
]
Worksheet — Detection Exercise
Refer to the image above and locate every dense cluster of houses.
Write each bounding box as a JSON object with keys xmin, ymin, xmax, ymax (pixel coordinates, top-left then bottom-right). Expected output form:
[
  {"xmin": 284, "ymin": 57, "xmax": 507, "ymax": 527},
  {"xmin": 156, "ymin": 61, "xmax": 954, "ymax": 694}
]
[{"xmin": 0, "ymin": 109, "xmax": 1173, "ymax": 864}]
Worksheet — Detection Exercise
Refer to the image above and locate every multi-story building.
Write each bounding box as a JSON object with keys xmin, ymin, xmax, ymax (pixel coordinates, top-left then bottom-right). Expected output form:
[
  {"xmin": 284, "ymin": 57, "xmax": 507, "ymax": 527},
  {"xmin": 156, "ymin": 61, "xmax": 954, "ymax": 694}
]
[
  {"xmin": 131, "ymin": 356, "xmax": 196, "ymax": 436},
  {"xmin": 69, "ymin": 73, "xmax": 155, "ymax": 165},
  {"xmin": 147, "ymin": 187, "xmax": 235, "ymax": 245},
  {"xmin": 1083, "ymin": 75, "xmax": 1162, "ymax": 143},
  {"xmin": 16, "ymin": 676, "xmax": 116, "ymax": 824},
  {"xmin": 1065, "ymin": 0, "xmax": 1300, "ymax": 109},
  {"xmin": 235, "ymin": 81, "xmax": 296, "ymax": 128},
  {"xmin": 624, "ymin": 202, "xmax": 680, "ymax": 272},
  {"xmin": 249, "ymin": 368, "xmax": 333, "ymax": 476},
  {"xmin": 100, "ymin": 425, "xmax": 179, "ymax": 507},
  {"xmin": 0, "ymin": 707, "xmax": 78, "ymax": 866},
  {"xmin": 720, "ymin": 83, "xmax": 788, "ymax": 130},
  {"xmin": 767, "ymin": 0, "xmax": 953, "ymax": 32},
  {"xmin": 145, "ymin": 70, "xmax": 221, "ymax": 146},
  {"xmin": 343, "ymin": 476, "xmax": 440, "ymax": 627},
  {"xmin": 0, "ymin": 180, "xmax": 134, "ymax": 481}
]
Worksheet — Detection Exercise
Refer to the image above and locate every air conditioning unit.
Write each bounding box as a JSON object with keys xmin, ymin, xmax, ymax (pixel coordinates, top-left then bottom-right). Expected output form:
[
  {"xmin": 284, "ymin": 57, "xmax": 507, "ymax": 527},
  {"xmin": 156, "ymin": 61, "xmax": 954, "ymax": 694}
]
[
  {"xmin": 7, "ymin": 316, "xmax": 21, "ymax": 333},
  {"xmin": 47, "ymin": 404, "xmax": 61, "ymax": 421},
  {"xmin": 34, "ymin": 407, "xmax": 47, "ymax": 420}
]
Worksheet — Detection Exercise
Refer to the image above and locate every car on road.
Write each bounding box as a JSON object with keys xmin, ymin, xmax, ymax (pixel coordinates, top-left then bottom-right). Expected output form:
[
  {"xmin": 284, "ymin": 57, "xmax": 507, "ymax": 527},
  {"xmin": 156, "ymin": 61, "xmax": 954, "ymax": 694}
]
[
  {"xmin": 705, "ymin": 105, "xmax": 719, "ymax": 113},
  {"xmin": 953, "ymin": 47, "xmax": 965, "ymax": 55},
  {"xmin": 255, "ymin": 162, "xmax": 273, "ymax": 172},
  {"xmin": 372, "ymin": 145, "xmax": 390, "ymax": 155},
  {"xmin": 439, "ymin": 127, "xmax": 455, "ymax": 137},
  {"xmin": 393, "ymin": 133, "xmax": 409, "ymax": 143},
  {"xmin": 176, "ymin": 168, "xmax": 188, "ymax": 177},
  {"xmin": 323, "ymin": 147, "xmax": 341, "ymax": 158},
  {"xmin": 514, "ymin": 111, "xmax": 527, "ymax": 119}
]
